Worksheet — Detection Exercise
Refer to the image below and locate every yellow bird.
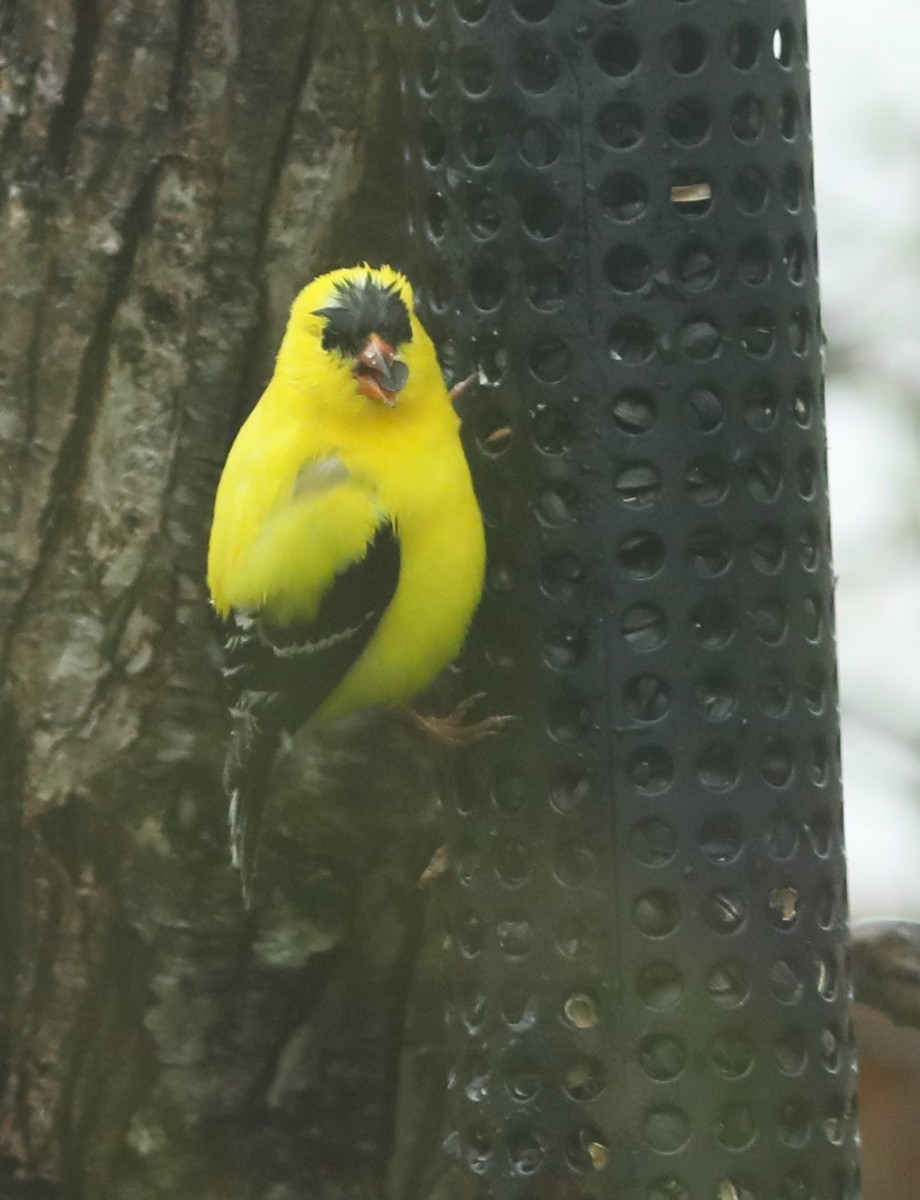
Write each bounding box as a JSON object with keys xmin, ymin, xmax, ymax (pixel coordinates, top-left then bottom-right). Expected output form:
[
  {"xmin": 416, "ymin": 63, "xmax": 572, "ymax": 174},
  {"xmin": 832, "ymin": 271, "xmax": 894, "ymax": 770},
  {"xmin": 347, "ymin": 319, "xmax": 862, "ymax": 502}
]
[{"xmin": 208, "ymin": 264, "xmax": 486, "ymax": 894}]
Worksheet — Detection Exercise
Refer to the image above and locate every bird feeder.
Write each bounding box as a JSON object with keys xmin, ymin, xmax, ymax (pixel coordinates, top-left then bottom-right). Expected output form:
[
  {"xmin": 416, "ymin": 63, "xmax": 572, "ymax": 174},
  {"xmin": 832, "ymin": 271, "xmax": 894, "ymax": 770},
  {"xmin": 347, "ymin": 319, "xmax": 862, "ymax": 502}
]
[{"xmin": 397, "ymin": 1, "xmax": 860, "ymax": 1197}]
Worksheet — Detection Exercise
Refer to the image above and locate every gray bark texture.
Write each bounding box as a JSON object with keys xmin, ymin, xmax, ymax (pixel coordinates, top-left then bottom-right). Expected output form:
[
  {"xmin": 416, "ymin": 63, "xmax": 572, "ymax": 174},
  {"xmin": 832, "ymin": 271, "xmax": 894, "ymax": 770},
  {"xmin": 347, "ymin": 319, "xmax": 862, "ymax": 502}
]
[
  {"xmin": 851, "ymin": 920, "xmax": 920, "ymax": 1031},
  {"xmin": 0, "ymin": 2, "xmax": 449, "ymax": 1197}
]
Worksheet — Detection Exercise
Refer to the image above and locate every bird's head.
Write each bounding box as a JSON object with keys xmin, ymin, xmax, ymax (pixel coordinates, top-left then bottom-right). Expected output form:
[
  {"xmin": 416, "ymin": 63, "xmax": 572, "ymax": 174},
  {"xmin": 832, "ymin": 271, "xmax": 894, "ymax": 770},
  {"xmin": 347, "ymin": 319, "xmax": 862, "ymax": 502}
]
[{"xmin": 286, "ymin": 266, "xmax": 423, "ymax": 410}]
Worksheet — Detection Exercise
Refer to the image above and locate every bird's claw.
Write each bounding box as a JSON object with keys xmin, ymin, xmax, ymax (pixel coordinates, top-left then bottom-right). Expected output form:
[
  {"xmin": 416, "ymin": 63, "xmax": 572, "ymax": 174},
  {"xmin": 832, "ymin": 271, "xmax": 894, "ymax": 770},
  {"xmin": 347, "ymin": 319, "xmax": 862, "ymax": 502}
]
[
  {"xmin": 409, "ymin": 693, "xmax": 517, "ymax": 747},
  {"xmin": 418, "ymin": 844, "xmax": 450, "ymax": 889},
  {"xmin": 449, "ymin": 371, "xmax": 486, "ymax": 408}
]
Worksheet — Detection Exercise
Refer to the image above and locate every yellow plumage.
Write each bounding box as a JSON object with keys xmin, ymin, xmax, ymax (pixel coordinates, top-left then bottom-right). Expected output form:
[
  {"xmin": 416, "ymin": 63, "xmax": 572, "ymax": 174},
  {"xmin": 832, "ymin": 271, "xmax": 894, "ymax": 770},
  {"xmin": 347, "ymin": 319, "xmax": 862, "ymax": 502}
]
[{"xmin": 208, "ymin": 262, "xmax": 485, "ymax": 725}]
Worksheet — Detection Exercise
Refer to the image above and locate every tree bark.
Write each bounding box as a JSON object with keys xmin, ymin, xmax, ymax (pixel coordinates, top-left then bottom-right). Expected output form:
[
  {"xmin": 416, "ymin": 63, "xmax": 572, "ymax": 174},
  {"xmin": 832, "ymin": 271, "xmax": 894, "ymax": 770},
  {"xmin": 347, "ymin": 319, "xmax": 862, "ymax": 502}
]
[
  {"xmin": 851, "ymin": 920, "xmax": 920, "ymax": 1031},
  {"xmin": 0, "ymin": 3, "xmax": 445, "ymax": 1196}
]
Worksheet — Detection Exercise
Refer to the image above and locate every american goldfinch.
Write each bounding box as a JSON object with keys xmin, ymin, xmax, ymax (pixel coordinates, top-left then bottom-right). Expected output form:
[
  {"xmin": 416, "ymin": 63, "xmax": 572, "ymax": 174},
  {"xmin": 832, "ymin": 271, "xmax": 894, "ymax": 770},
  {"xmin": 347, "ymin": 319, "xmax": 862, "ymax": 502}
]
[{"xmin": 207, "ymin": 265, "xmax": 486, "ymax": 894}]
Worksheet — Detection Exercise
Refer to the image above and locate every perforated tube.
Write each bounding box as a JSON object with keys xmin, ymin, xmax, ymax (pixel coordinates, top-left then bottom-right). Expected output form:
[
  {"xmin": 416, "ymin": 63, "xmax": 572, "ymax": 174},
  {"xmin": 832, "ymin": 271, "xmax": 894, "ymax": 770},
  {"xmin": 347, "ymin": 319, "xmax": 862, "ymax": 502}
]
[{"xmin": 397, "ymin": 2, "xmax": 859, "ymax": 1198}]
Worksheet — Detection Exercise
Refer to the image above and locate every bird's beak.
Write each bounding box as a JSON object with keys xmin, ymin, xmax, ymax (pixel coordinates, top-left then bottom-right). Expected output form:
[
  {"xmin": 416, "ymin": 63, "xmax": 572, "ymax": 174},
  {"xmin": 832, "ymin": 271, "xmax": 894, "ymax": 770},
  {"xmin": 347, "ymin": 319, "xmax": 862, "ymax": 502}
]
[{"xmin": 354, "ymin": 334, "xmax": 409, "ymax": 407}]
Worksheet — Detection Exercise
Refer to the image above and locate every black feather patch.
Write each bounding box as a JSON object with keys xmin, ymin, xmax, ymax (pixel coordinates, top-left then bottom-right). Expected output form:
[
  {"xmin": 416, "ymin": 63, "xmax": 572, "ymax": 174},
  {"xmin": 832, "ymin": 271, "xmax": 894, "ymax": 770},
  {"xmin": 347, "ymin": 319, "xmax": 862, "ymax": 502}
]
[
  {"xmin": 223, "ymin": 523, "xmax": 401, "ymax": 724},
  {"xmin": 315, "ymin": 273, "xmax": 412, "ymax": 356},
  {"xmin": 221, "ymin": 523, "xmax": 401, "ymax": 903},
  {"xmin": 224, "ymin": 691, "xmax": 283, "ymax": 902}
]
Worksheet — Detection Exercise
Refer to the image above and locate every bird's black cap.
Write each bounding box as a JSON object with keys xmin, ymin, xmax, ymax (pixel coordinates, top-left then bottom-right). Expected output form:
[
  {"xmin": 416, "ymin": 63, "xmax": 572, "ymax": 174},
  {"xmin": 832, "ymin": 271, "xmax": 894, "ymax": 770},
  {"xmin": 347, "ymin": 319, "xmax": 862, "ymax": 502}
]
[{"xmin": 315, "ymin": 273, "xmax": 413, "ymax": 356}]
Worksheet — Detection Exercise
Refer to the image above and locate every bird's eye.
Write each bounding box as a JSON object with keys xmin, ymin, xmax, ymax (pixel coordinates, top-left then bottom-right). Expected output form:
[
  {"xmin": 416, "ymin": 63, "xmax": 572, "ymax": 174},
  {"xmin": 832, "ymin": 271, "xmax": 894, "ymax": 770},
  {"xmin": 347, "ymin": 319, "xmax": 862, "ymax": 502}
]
[{"xmin": 316, "ymin": 311, "xmax": 361, "ymax": 357}]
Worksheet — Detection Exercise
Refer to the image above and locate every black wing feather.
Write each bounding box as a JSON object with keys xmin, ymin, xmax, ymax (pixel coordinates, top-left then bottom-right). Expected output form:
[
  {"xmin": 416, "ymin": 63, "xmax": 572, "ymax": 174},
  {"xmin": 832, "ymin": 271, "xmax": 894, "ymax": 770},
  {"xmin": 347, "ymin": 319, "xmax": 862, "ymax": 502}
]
[{"xmin": 222, "ymin": 523, "xmax": 401, "ymax": 902}]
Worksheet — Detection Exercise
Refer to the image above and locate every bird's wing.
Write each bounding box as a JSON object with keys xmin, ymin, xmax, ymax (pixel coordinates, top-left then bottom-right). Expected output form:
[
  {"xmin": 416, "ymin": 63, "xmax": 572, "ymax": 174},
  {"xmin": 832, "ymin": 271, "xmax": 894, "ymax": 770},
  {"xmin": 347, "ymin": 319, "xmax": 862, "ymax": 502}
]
[
  {"xmin": 223, "ymin": 519, "xmax": 401, "ymax": 721},
  {"xmin": 220, "ymin": 456, "xmax": 401, "ymax": 902}
]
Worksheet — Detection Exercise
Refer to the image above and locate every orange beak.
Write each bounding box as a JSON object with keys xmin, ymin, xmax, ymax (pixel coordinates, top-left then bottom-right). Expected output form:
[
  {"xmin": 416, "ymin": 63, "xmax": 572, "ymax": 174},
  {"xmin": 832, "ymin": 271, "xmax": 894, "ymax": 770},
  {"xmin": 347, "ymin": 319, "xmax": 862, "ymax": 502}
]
[{"xmin": 354, "ymin": 334, "xmax": 409, "ymax": 407}]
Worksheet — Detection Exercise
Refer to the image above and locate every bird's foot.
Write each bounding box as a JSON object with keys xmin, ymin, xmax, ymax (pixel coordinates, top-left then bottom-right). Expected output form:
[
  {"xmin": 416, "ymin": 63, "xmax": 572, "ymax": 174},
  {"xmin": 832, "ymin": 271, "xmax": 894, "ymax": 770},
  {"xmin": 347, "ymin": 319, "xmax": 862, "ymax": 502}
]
[
  {"xmin": 449, "ymin": 371, "xmax": 485, "ymax": 408},
  {"xmin": 408, "ymin": 693, "xmax": 516, "ymax": 748},
  {"xmin": 418, "ymin": 844, "xmax": 449, "ymax": 889}
]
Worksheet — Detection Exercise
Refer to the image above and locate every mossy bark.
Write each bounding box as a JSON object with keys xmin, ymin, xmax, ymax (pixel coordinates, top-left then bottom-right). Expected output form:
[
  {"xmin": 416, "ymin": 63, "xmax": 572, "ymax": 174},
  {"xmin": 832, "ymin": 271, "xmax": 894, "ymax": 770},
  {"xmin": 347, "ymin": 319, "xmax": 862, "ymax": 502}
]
[{"xmin": 0, "ymin": 3, "xmax": 446, "ymax": 1196}]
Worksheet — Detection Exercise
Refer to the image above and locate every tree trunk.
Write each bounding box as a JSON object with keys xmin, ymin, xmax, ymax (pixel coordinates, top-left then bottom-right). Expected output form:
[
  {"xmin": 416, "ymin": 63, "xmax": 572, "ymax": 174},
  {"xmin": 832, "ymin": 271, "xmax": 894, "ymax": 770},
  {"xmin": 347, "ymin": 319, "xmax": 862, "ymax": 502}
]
[{"xmin": 0, "ymin": 3, "xmax": 446, "ymax": 1196}]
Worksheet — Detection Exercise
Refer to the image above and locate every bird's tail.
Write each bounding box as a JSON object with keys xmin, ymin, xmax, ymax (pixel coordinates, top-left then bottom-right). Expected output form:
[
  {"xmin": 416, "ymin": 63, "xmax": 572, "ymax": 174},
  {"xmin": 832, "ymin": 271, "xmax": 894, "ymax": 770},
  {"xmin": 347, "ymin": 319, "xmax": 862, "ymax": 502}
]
[{"xmin": 224, "ymin": 691, "xmax": 283, "ymax": 907}]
